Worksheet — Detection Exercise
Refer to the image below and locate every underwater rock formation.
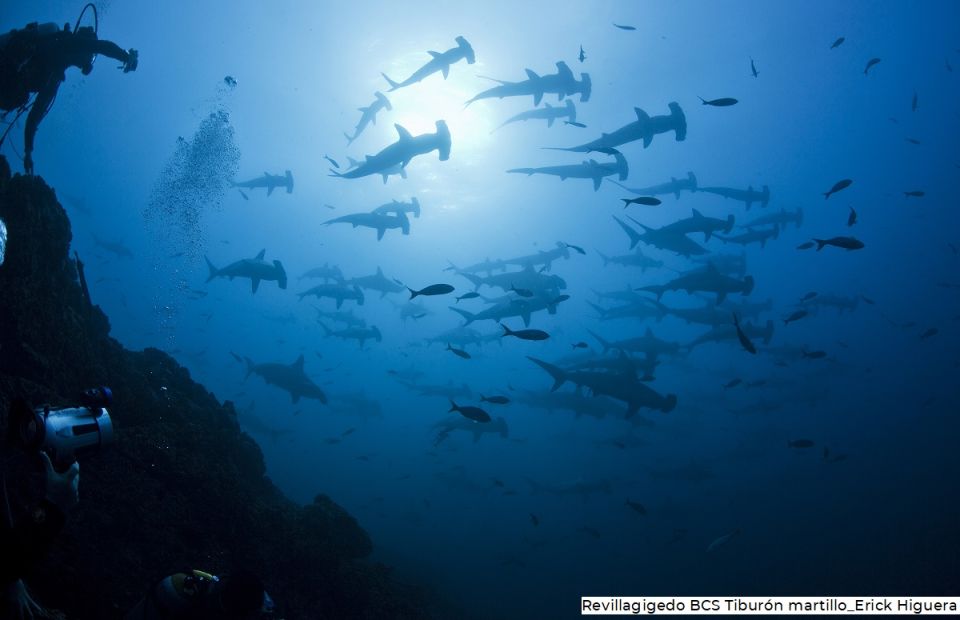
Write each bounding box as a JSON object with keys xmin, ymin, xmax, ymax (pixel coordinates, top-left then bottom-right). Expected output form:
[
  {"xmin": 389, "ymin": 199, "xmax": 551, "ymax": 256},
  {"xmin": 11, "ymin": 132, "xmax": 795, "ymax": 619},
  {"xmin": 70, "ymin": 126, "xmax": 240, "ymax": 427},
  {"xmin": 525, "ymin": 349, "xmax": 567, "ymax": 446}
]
[{"xmin": 0, "ymin": 155, "xmax": 428, "ymax": 618}]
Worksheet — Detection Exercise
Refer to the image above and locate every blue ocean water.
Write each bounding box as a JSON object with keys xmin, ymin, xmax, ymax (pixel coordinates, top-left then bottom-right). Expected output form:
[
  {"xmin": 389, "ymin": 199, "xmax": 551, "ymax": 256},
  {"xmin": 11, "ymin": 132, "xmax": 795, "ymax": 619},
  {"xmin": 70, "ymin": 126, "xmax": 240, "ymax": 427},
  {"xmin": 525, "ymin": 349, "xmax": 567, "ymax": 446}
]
[{"xmin": 2, "ymin": 1, "xmax": 959, "ymax": 617}]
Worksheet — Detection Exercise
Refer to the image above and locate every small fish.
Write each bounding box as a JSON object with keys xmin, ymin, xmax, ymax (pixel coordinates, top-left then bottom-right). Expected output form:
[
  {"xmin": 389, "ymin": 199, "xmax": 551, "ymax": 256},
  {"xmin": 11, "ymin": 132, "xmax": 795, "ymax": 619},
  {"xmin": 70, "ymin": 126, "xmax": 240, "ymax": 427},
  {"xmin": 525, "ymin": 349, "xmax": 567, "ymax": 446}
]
[
  {"xmin": 510, "ymin": 285, "xmax": 534, "ymax": 297},
  {"xmin": 859, "ymin": 294, "xmax": 875, "ymax": 305},
  {"xmin": 324, "ymin": 155, "xmax": 340, "ymax": 169},
  {"xmin": 796, "ymin": 241, "xmax": 816, "ymax": 250},
  {"xmin": 746, "ymin": 379, "xmax": 767, "ymax": 388},
  {"xmin": 707, "ymin": 529, "xmax": 740, "ymax": 553},
  {"xmin": 500, "ymin": 323, "xmax": 550, "ymax": 341},
  {"xmin": 919, "ymin": 328, "xmax": 939, "ymax": 340},
  {"xmin": 847, "ymin": 206, "xmax": 857, "ymax": 227},
  {"xmin": 946, "ymin": 58, "xmax": 954, "ymax": 73},
  {"xmin": 456, "ymin": 292, "xmax": 480, "ymax": 303},
  {"xmin": 480, "ymin": 394, "xmax": 510, "ymax": 405},
  {"xmin": 564, "ymin": 121, "xmax": 587, "ymax": 128},
  {"xmin": 448, "ymin": 400, "xmax": 490, "ymax": 423},
  {"xmin": 783, "ymin": 310, "xmax": 809, "ymax": 325},
  {"xmin": 903, "ymin": 190, "xmax": 925, "ymax": 198},
  {"xmin": 801, "ymin": 291, "xmax": 818, "ymax": 301},
  {"xmin": 732, "ymin": 313, "xmax": 757, "ymax": 354},
  {"xmin": 492, "ymin": 478, "xmax": 504, "ymax": 487},
  {"xmin": 621, "ymin": 196, "xmax": 662, "ymax": 207},
  {"xmin": 788, "ymin": 439, "xmax": 815, "ymax": 449},
  {"xmin": 864, "ymin": 57, "xmax": 881, "ymax": 75},
  {"xmin": 888, "ymin": 117, "xmax": 899, "ymax": 124},
  {"xmin": 723, "ymin": 378, "xmax": 742, "ymax": 389},
  {"xmin": 802, "ymin": 349, "xmax": 827, "ymax": 359},
  {"xmin": 572, "ymin": 341, "xmax": 589, "ymax": 349},
  {"xmin": 949, "ymin": 243, "xmax": 959, "ymax": 255},
  {"xmin": 323, "ymin": 203, "xmax": 336, "ymax": 210},
  {"xmin": 905, "ymin": 138, "xmax": 921, "ymax": 145},
  {"xmin": 224, "ymin": 75, "xmax": 237, "ymax": 87},
  {"xmin": 813, "ymin": 236, "xmax": 864, "ymax": 251},
  {"xmin": 830, "ymin": 37, "xmax": 845, "ymax": 49},
  {"xmin": 238, "ymin": 189, "xmax": 249, "ymax": 201},
  {"xmin": 562, "ymin": 242, "xmax": 586, "ymax": 255},
  {"xmin": 612, "ymin": 23, "xmax": 636, "ymax": 30},
  {"xmin": 578, "ymin": 45, "xmax": 586, "ymax": 63},
  {"xmin": 530, "ymin": 513, "xmax": 540, "ymax": 526},
  {"xmin": 409, "ymin": 283, "xmax": 454, "ymax": 299},
  {"xmin": 625, "ymin": 499, "xmax": 647, "ymax": 516},
  {"xmin": 577, "ymin": 526, "xmax": 601, "ymax": 539},
  {"xmin": 911, "ymin": 92, "xmax": 918, "ymax": 112},
  {"xmin": 823, "ymin": 178, "xmax": 852, "ymax": 199},
  {"xmin": 750, "ymin": 58, "xmax": 758, "ymax": 78},
  {"xmin": 699, "ymin": 96, "xmax": 738, "ymax": 107},
  {"xmin": 446, "ymin": 343, "xmax": 472, "ymax": 359},
  {"xmin": 341, "ymin": 428, "xmax": 356, "ymax": 437}
]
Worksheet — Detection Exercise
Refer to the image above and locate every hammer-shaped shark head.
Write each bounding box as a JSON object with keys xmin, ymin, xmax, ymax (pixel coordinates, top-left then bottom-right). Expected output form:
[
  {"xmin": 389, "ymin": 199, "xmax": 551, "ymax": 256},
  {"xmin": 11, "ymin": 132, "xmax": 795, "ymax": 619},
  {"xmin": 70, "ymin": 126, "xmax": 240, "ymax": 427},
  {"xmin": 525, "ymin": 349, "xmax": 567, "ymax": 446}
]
[{"xmin": 456, "ymin": 36, "xmax": 476, "ymax": 64}]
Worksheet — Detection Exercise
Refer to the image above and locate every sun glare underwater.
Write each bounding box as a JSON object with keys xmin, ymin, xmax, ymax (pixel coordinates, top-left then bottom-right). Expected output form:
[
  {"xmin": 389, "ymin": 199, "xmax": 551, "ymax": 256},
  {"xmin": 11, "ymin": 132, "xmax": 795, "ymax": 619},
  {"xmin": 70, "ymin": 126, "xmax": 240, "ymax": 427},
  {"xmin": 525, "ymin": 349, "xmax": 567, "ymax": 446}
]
[{"xmin": 1, "ymin": 0, "xmax": 960, "ymax": 618}]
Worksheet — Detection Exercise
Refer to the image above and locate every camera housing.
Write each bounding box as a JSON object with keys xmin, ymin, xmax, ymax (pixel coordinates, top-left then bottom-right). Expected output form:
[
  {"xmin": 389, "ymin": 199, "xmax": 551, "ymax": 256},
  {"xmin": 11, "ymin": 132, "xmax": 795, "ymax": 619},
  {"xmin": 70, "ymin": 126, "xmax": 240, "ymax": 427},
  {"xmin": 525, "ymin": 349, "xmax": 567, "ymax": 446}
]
[{"xmin": 10, "ymin": 387, "xmax": 115, "ymax": 467}]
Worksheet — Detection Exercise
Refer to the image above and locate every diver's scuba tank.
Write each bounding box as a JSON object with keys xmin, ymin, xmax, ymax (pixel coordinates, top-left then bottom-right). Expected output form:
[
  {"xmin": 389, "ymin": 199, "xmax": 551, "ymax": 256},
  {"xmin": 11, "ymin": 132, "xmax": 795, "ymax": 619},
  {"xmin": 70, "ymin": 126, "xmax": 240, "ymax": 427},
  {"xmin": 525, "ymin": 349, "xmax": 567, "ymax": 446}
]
[{"xmin": 11, "ymin": 386, "xmax": 115, "ymax": 469}]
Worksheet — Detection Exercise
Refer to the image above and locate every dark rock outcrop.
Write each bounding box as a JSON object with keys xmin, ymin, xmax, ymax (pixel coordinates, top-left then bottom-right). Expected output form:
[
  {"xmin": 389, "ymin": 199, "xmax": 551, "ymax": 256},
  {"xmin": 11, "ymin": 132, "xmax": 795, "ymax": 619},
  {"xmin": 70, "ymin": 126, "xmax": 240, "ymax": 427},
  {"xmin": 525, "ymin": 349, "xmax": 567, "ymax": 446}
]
[{"xmin": 0, "ymin": 156, "xmax": 429, "ymax": 619}]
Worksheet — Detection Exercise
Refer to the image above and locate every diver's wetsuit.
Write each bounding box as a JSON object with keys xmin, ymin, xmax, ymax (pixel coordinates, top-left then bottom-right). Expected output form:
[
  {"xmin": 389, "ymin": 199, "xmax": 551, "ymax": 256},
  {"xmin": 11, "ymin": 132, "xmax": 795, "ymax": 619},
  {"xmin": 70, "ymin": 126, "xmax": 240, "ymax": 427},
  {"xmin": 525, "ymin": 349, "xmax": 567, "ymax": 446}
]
[
  {"xmin": 0, "ymin": 495, "xmax": 65, "ymax": 585},
  {"xmin": 0, "ymin": 22, "xmax": 136, "ymax": 172}
]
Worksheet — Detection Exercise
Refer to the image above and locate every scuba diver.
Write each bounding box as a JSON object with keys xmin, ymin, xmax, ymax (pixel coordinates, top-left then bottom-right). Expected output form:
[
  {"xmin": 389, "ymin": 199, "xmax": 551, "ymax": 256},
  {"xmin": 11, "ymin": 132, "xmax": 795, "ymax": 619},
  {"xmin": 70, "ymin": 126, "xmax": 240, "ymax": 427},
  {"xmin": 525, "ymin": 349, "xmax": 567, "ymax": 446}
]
[
  {"xmin": 1, "ymin": 453, "xmax": 80, "ymax": 619},
  {"xmin": 0, "ymin": 4, "xmax": 138, "ymax": 174},
  {"xmin": 125, "ymin": 568, "xmax": 276, "ymax": 619}
]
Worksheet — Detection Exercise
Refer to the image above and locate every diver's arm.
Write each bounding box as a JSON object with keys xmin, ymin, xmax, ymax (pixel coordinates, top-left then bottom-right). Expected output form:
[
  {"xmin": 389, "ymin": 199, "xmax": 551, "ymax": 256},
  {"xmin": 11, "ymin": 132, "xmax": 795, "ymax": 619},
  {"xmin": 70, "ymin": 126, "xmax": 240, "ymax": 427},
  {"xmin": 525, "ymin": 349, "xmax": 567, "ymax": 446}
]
[
  {"xmin": 22, "ymin": 80, "xmax": 59, "ymax": 174},
  {"xmin": 89, "ymin": 40, "xmax": 138, "ymax": 72}
]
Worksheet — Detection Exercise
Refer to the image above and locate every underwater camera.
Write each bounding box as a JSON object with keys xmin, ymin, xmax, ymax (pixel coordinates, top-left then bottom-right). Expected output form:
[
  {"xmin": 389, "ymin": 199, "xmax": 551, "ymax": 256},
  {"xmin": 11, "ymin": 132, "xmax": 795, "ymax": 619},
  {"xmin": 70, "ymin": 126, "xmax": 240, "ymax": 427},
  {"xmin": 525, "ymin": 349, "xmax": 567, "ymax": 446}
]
[{"xmin": 10, "ymin": 387, "xmax": 115, "ymax": 467}]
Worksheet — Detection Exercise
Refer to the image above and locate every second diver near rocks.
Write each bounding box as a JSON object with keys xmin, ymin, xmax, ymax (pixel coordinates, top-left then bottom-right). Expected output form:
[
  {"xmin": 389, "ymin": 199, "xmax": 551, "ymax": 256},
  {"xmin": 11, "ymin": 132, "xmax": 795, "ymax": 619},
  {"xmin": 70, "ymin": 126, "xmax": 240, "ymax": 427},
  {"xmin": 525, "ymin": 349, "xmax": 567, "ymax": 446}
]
[{"xmin": 0, "ymin": 11, "xmax": 138, "ymax": 174}]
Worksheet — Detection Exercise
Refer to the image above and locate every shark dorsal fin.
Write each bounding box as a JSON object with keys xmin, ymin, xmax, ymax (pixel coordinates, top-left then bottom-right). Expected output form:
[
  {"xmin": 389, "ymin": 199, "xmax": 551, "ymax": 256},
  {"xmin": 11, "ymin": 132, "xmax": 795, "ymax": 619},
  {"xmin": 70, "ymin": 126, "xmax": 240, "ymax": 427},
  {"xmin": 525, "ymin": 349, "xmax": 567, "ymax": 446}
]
[
  {"xmin": 292, "ymin": 354, "xmax": 305, "ymax": 371},
  {"xmin": 525, "ymin": 68, "xmax": 540, "ymax": 80},
  {"xmin": 428, "ymin": 50, "xmax": 442, "ymax": 58},
  {"xmin": 254, "ymin": 249, "xmax": 266, "ymax": 260},
  {"xmin": 556, "ymin": 61, "xmax": 573, "ymax": 79},
  {"xmin": 376, "ymin": 266, "xmax": 383, "ymax": 276},
  {"xmin": 395, "ymin": 124, "xmax": 413, "ymax": 141},
  {"xmin": 634, "ymin": 107, "xmax": 650, "ymax": 122},
  {"xmin": 692, "ymin": 208, "xmax": 703, "ymax": 218}
]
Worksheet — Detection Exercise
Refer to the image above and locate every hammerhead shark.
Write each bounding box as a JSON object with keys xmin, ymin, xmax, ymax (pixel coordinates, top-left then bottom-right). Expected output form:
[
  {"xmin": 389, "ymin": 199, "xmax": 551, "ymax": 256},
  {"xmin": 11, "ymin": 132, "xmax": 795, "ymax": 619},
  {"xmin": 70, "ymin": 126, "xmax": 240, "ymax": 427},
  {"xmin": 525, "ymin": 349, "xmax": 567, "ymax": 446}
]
[
  {"xmin": 344, "ymin": 156, "xmax": 407, "ymax": 184},
  {"xmin": 382, "ymin": 36, "xmax": 476, "ymax": 91},
  {"xmin": 640, "ymin": 262, "xmax": 755, "ymax": 304},
  {"xmin": 492, "ymin": 100, "xmax": 577, "ymax": 132},
  {"xmin": 466, "ymin": 61, "xmax": 591, "ymax": 106},
  {"xmin": 372, "ymin": 197, "xmax": 421, "ymax": 218},
  {"xmin": 344, "ymin": 91, "xmax": 392, "ymax": 145},
  {"xmin": 698, "ymin": 184, "xmax": 770, "ymax": 210},
  {"xmin": 231, "ymin": 170, "xmax": 294, "ymax": 195},
  {"xmin": 330, "ymin": 121, "xmax": 451, "ymax": 180},
  {"xmin": 324, "ymin": 211, "xmax": 411, "ymax": 241},
  {"xmin": 243, "ymin": 354, "xmax": 327, "ymax": 404},
  {"xmin": 527, "ymin": 357, "xmax": 677, "ymax": 416},
  {"xmin": 608, "ymin": 171, "xmax": 698, "ymax": 199},
  {"xmin": 613, "ymin": 215, "xmax": 708, "ymax": 257},
  {"xmin": 507, "ymin": 149, "xmax": 627, "ymax": 191},
  {"xmin": 548, "ymin": 102, "xmax": 686, "ymax": 152},
  {"xmin": 205, "ymin": 249, "xmax": 287, "ymax": 294}
]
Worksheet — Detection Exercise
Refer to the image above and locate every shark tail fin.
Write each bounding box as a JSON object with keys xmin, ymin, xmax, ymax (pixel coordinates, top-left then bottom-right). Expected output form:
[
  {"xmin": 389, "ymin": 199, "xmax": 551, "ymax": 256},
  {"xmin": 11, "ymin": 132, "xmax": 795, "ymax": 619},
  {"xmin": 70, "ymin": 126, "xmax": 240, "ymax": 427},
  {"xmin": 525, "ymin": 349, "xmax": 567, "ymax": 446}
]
[
  {"xmin": 526, "ymin": 356, "xmax": 567, "ymax": 391},
  {"xmin": 449, "ymin": 306, "xmax": 476, "ymax": 325},
  {"xmin": 381, "ymin": 72, "xmax": 401, "ymax": 91},
  {"xmin": 587, "ymin": 328, "xmax": 612, "ymax": 353},
  {"xmin": 613, "ymin": 216, "xmax": 642, "ymax": 249},
  {"xmin": 204, "ymin": 256, "xmax": 219, "ymax": 282}
]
